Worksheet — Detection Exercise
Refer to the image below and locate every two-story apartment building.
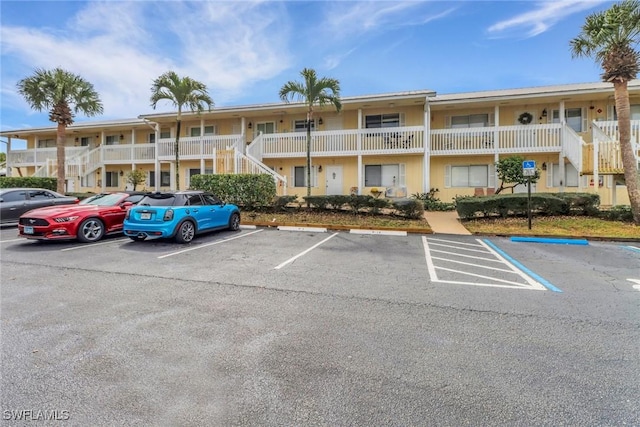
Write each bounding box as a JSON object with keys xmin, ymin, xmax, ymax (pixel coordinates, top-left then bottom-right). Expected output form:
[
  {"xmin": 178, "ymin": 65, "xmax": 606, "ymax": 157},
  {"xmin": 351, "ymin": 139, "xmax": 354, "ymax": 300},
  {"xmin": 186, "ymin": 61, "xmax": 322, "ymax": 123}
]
[{"xmin": 3, "ymin": 80, "xmax": 639, "ymax": 206}]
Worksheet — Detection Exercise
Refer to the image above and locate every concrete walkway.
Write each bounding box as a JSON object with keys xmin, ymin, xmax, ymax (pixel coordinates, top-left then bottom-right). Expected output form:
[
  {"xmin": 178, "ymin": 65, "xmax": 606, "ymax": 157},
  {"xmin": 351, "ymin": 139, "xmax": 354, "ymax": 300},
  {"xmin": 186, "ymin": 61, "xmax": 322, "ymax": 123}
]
[{"xmin": 423, "ymin": 210, "xmax": 472, "ymax": 235}]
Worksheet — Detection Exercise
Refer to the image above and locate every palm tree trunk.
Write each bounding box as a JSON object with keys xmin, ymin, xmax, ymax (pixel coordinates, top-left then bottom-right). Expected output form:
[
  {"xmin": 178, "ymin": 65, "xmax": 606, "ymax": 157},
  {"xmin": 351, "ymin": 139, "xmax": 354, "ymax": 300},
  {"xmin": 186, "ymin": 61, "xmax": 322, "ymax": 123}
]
[
  {"xmin": 56, "ymin": 123, "xmax": 66, "ymax": 194},
  {"xmin": 614, "ymin": 81, "xmax": 640, "ymax": 224},
  {"xmin": 175, "ymin": 119, "xmax": 181, "ymax": 191}
]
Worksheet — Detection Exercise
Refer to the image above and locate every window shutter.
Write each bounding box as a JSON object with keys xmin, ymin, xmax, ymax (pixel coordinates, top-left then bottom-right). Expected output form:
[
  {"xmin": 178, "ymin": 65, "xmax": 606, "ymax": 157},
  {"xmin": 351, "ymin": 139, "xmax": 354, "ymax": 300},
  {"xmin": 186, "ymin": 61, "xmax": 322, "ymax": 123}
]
[
  {"xmin": 581, "ymin": 107, "xmax": 587, "ymax": 132},
  {"xmin": 488, "ymin": 113, "xmax": 495, "ymax": 127},
  {"xmin": 445, "ymin": 116, "xmax": 451, "ymax": 129},
  {"xmin": 399, "ymin": 163, "xmax": 406, "ymax": 186},
  {"xmin": 488, "ymin": 163, "xmax": 495, "ymax": 188},
  {"xmin": 312, "ymin": 166, "xmax": 318, "ymax": 187},
  {"xmin": 444, "ymin": 165, "xmax": 451, "ymax": 188},
  {"xmin": 399, "ymin": 113, "xmax": 406, "ymax": 127},
  {"xmin": 290, "ymin": 167, "xmax": 295, "ymax": 187},
  {"xmin": 546, "ymin": 163, "xmax": 553, "ymax": 188},
  {"xmin": 607, "ymin": 105, "xmax": 615, "ymax": 120}
]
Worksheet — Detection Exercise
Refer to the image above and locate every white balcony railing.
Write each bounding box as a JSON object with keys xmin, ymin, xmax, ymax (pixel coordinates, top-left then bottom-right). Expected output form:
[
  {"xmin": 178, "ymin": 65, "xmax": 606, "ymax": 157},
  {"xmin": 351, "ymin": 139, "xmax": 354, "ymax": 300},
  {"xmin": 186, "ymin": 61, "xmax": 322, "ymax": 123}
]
[{"xmin": 157, "ymin": 135, "xmax": 238, "ymax": 159}]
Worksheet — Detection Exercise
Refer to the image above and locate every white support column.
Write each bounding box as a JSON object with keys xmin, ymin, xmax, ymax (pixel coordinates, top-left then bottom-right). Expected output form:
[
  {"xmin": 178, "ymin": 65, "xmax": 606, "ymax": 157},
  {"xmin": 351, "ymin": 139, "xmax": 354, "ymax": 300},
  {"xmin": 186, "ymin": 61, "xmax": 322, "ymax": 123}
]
[
  {"xmin": 5, "ymin": 137, "xmax": 11, "ymax": 177},
  {"xmin": 493, "ymin": 105, "xmax": 500, "ymax": 191},
  {"xmin": 357, "ymin": 109, "xmax": 363, "ymax": 194},
  {"xmin": 423, "ymin": 98, "xmax": 431, "ymax": 192},
  {"xmin": 558, "ymin": 152, "xmax": 565, "ymax": 192},
  {"xmin": 200, "ymin": 158, "xmax": 205, "ymax": 174},
  {"xmin": 593, "ymin": 138, "xmax": 599, "ymax": 195},
  {"xmin": 154, "ymin": 123, "xmax": 160, "ymax": 191}
]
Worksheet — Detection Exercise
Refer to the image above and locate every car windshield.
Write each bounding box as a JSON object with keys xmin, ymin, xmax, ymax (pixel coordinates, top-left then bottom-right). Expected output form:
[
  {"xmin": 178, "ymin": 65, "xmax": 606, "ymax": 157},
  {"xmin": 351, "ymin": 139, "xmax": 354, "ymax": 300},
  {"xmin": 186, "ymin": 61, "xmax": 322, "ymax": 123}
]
[
  {"xmin": 138, "ymin": 194, "xmax": 182, "ymax": 207},
  {"xmin": 79, "ymin": 193, "xmax": 124, "ymax": 206}
]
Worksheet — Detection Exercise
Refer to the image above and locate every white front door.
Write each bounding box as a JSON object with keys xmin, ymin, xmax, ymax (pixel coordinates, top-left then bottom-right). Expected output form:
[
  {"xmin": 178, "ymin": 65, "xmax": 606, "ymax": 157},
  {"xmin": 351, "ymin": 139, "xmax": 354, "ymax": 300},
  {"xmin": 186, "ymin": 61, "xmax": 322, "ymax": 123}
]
[{"xmin": 325, "ymin": 165, "xmax": 343, "ymax": 195}]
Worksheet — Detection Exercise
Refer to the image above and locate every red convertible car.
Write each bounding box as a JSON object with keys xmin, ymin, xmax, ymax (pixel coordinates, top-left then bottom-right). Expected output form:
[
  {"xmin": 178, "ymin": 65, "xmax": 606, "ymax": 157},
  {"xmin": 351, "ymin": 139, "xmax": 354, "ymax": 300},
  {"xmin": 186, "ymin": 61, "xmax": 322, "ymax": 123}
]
[{"xmin": 18, "ymin": 192, "xmax": 146, "ymax": 243}]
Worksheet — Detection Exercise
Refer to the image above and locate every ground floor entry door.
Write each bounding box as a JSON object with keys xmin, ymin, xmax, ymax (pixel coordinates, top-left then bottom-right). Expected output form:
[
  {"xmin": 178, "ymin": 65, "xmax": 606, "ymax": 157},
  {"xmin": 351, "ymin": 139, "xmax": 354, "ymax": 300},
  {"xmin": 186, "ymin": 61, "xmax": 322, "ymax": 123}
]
[{"xmin": 325, "ymin": 165, "xmax": 343, "ymax": 195}]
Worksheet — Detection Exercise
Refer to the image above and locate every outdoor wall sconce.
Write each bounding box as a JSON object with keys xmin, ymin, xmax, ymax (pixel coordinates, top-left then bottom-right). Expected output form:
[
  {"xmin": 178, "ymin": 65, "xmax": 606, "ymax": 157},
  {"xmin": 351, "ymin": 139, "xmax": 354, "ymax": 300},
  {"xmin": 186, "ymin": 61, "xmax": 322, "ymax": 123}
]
[
  {"xmin": 541, "ymin": 109, "xmax": 547, "ymax": 117},
  {"xmin": 318, "ymin": 117, "xmax": 323, "ymax": 125},
  {"xmin": 542, "ymin": 162, "xmax": 547, "ymax": 170},
  {"xmin": 248, "ymin": 122, "xmax": 252, "ymax": 129},
  {"xmin": 119, "ymin": 170, "xmax": 124, "ymax": 176},
  {"xmin": 318, "ymin": 165, "xmax": 323, "ymax": 172},
  {"xmin": 75, "ymin": 137, "xmax": 79, "ymax": 142},
  {"xmin": 119, "ymin": 134, "xmax": 124, "ymax": 140}
]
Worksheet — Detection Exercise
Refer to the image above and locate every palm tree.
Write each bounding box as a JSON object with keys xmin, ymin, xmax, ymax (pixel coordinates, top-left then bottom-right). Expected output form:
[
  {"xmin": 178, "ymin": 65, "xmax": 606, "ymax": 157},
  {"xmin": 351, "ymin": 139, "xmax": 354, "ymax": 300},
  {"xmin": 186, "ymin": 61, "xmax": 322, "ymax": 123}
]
[
  {"xmin": 150, "ymin": 71, "xmax": 214, "ymax": 190},
  {"xmin": 17, "ymin": 68, "xmax": 103, "ymax": 193},
  {"xmin": 279, "ymin": 68, "xmax": 341, "ymax": 201},
  {"xmin": 570, "ymin": 0, "xmax": 640, "ymax": 224}
]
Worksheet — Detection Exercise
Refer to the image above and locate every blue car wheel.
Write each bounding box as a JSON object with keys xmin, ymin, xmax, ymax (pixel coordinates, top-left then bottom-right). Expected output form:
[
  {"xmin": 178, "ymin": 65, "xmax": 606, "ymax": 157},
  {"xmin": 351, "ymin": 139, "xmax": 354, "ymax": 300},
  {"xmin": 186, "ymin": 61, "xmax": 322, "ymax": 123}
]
[{"xmin": 175, "ymin": 220, "xmax": 195, "ymax": 244}]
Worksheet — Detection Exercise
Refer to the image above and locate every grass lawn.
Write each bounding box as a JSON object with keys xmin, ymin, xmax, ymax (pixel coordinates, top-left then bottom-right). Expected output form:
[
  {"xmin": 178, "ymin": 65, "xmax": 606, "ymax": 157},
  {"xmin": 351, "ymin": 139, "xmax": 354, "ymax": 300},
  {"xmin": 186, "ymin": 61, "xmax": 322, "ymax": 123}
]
[
  {"xmin": 242, "ymin": 210, "xmax": 431, "ymax": 231},
  {"xmin": 462, "ymin": 216, "xmax": 640, "ymax": 239},
  {"xmin": 241, "ymin": 210, "xmax": 640, "ymax": 240}
]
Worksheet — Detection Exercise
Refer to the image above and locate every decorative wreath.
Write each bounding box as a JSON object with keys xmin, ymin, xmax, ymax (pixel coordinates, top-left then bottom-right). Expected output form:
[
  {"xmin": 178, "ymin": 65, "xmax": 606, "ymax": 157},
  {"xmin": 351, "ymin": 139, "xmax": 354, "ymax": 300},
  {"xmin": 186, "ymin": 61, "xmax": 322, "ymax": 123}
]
[{"xmin": 518, "ymin": 112, "xmax": 534, "ymax": 125}]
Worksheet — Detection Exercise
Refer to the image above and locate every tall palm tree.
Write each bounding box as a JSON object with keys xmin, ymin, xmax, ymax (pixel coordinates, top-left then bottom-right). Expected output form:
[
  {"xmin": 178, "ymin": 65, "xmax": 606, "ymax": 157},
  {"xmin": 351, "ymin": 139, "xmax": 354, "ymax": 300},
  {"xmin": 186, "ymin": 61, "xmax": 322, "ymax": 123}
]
[
  {"xmin": 570, "ymin": 0, "xmax": 640, "ymax": 224},
  {"xmin": 17, "ymin": 68, "xmax": 103, "ymax": 193},
  {"xmin": 150, "ymin": 71, "xmax": 214, "ymax": 190},
  {"xmin": 279, "ymin": 68, "xmax": 341, "ymax": 201}
]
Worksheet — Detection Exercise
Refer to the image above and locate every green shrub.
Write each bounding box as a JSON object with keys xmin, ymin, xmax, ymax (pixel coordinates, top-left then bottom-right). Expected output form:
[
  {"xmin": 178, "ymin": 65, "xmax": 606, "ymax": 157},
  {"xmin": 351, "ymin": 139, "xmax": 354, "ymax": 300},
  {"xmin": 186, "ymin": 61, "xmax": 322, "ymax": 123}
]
[
  {"xmin": 368, "ymin": 197, "xmax": 390, "ymax": 215},
  {"xmin": 272, "ymin": 195, "xmax": 299, "ymax": 212},
  {"xmin": 189, "ymin": 174, "xmax": 276, "ymax": 209},
  {"xmin": 456, "ymin": 193, "xmax": 571, "ymax": 219},
  {"xmin": 392, "ymin": 199, "xmax": 424, "ymax": 219},
  {"xmin": 346, "ymin": 195, "xmax": 372, "ymax": 214},
  {"xmin": 303, "ymin": 196, "xmax": 330, "ymax": 211},
  {"xmin": 0, "ymin": 177, "xmax": 57, "ymax": 191},
  {"xmin": 326, "ymin": 195, "xmax": 351, "ymax": 211},
  {"xmin": 600, "ymin": 205, "xmax": 633, "ymax": 222},
  {"xmin": 412, "ymin": 188, "xmax": 456, "ymax": 211}
]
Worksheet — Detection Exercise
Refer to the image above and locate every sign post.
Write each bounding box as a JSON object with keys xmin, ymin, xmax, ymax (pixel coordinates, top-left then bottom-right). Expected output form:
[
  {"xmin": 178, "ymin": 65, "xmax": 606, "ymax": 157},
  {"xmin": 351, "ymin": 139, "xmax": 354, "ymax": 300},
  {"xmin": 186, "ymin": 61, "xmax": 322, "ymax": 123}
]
[{"xmin": 522, "ymin": 160, "xmax": 536, "ymax": 230}]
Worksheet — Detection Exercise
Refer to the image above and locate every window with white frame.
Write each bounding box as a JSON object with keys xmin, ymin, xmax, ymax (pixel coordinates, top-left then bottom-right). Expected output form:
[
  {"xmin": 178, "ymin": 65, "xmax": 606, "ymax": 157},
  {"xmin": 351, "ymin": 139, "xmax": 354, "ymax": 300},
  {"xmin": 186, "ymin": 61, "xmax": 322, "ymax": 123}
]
[
  {"xmin": 149, "ymin": 133, "xmax": 155, "ymax": 143},
  {"xmin": 37, "ymin": 139, "xmax": 55, "ymax": 148},
  {"xmin": 186, "ymin": 168, "xmax": 213, "ymax": 187},
  {"xmin": 149, "ymin": 171, "xmax": 171, "ymax": 187},
  {"xmin": 552, "ymin": 108, "xmax": 583, "ymax": 132},
  {"xmin": 292, "ymin": 166, "xmax": 318, "ymax": 187},
  {"xmin": 550, "ymin": 163, "xmax": 579, "ymax": 187},
  {"xmin": 80, "ymin": 137, "xmax": 91, "ymax": 146},
  {"xmin": 105, "ymin": 171, "xmax": 119, "ymax": 187},
  {"xmin": 365, "ymin": 114, "xmax": 403, "ymax": 128},
  {"xmin": 105, "ymin": 135, "xmax": 119, "ymax": 145},
  {"xmin": 611, "ymin": 104, "xmax": 640, "ymax": 120},
  {"xmin": 364, "ymin": 164, "xmax": 405, "ymax": 187},
  {"xmin": 150, "ymin": 130, "xmax": 171, "ymax": 143},
  {"xmin": 446, "ymin": 165, "xmax": 492, "ymax": 187},
  {"xmin": 190, "ymin": 125, "xmax": 216, "ymax": 137},
  {"xmin": 293, "ymin": 119, "xmax": 316, "ymax": 132},
  {"xmin": 447, "ymin": 113, "xmax": 492, "ymax": 129},
  {"xmin": 256, "ymin": 122, "xmax": 275, "ymax": 134}
]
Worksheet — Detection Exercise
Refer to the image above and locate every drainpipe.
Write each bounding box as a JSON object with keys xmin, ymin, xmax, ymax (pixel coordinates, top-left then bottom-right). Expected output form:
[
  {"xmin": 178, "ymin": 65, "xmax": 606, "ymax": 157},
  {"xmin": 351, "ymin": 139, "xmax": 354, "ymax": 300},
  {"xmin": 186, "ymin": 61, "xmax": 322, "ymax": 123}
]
[{"xmin": 559, "ymin": 101, "xmax": 566, "ymax": 193}]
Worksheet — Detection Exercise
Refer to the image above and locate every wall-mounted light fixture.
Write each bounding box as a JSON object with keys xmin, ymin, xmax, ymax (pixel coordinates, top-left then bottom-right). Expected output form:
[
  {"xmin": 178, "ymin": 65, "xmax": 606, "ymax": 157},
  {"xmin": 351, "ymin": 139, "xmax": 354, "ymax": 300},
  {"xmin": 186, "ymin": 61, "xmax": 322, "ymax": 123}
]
[
  {"xmin": 542, "ymin": 162, "xmax": 547, "ymax": 171},
  {"xmin": 318, "ymin": 117, "xmax": 323, "ymax": 125},
  {"xmin": 119, "ymin": 134, "xmax": 124, "ymax": 140},
  {"xmin": 75, "ymin": 137, "xmax": 79, "ymax": 142},
  {"xmin": 541, "ymin": 109, "xmax": 547, "ymax": 117},
  {"xmin": 119, "ymin": 170, "xmax": 124, "ymax": 176},
  {"xmin": 318, "ymin": 165, "xmax": 323, "ymax": 172},
  {"xmin": 248, "ymin": 122, "xmax": 252, "ymax": 129}
]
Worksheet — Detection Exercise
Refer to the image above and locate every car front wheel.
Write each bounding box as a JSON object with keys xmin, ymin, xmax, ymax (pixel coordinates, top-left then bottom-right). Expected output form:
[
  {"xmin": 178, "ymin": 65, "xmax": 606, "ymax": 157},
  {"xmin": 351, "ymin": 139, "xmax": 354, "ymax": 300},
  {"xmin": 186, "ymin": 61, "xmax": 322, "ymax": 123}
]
[
  {"xmin": 77, "ymin": 218, "xmax": 105, "ymax": 243},
  {"xmin": 175, "ymin": 221, "xmax": 195, "ymax": 244},
  {"xmin": 228, "ymin": 212, "xmax": 240, "ymax": 231}
]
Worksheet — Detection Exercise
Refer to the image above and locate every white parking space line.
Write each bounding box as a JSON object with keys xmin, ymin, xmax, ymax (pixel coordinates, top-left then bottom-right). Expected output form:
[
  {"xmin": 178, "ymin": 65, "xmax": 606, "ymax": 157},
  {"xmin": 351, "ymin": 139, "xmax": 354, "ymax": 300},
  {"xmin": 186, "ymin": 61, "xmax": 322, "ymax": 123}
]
[
  {"xmin": 0, "ymin": 238, "xmax": 23, "ymax": 244},
  {"xmin": 422, "ymin": 236, "xmax": 547, "ymax": 291},
  {"xmin": 274, "ymin": 232, "xmax": 339, "ymax": 270},
  {"xmin": 157, "ymin": 229, "xmax": 263, "ymax": 259},
  {"xmin": 60, "ymin": 237, "xmax": 130, "ymax": 251}
]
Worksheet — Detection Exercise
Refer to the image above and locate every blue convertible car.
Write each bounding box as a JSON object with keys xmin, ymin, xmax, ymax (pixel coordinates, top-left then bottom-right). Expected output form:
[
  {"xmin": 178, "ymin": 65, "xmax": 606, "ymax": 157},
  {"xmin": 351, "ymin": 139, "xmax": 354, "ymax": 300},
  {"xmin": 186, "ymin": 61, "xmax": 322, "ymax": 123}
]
[{"xmin": 123, "ymin": 190, "xmax": 241, "ymax": 243}]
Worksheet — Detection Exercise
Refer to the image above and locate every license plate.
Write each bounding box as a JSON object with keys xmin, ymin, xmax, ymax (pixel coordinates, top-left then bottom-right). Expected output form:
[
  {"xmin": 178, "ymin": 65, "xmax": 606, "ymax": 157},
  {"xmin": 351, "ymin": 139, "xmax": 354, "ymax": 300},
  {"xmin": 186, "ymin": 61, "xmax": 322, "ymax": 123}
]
[
  {"xmin": 24, "ymin": 226, "xmax": 34, "ymax": 234},
  {"xmin": 140, "ymin": 212, "xmax": 151, "ymax": 220}
]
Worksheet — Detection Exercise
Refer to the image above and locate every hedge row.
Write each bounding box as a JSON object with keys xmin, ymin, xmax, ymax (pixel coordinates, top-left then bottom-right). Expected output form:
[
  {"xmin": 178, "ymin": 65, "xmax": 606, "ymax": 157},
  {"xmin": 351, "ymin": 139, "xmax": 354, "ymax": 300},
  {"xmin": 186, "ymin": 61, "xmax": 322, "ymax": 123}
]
[
  {"xmin": 456, "ymin": 192, "xmax": 600, "ymax": 219},
  {"xmin": 300, "ymin": 195, "xmax": 424, "ymax": 219},
  {"xmin": 0, "ymin": 177, "xmax": 57, "ymax": 190},
  {"xmin": 189, "ymin": 174, "xmax": 277, "ymax": 209}
]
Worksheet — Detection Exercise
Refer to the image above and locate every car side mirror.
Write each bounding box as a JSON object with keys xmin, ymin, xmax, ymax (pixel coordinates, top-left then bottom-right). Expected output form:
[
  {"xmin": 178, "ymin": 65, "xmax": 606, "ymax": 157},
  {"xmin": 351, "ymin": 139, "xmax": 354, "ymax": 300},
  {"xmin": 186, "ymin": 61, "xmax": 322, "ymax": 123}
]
[{"xmin": 0, "ymin": 198, "xmax": 3, "ymax": 203}]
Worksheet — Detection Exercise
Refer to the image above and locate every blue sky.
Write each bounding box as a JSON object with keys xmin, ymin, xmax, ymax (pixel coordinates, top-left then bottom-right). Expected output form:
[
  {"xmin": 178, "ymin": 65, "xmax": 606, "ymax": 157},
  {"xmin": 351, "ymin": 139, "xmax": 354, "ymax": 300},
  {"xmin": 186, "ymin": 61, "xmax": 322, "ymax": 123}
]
[{"xmin": 0, "ymin": 0, "xmax": 614, "ymax": 149}]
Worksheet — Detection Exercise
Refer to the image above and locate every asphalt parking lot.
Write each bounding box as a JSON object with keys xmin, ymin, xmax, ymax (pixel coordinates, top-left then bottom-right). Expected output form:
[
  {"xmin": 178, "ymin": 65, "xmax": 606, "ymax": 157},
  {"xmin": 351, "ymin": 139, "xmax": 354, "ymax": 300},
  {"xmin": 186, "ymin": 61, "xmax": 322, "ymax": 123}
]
[{"xmin": 1, "ymin": 225, "xmax": 639, "ymax": 426}]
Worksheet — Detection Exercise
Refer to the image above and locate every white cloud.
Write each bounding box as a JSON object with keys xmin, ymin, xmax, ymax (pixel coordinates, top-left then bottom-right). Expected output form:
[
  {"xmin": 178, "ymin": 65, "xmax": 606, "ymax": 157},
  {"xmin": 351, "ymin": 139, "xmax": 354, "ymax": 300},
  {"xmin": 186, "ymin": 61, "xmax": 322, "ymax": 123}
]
[{"xmin": 487, "ymin": 0, "xmax": 608, "ymax": 38}]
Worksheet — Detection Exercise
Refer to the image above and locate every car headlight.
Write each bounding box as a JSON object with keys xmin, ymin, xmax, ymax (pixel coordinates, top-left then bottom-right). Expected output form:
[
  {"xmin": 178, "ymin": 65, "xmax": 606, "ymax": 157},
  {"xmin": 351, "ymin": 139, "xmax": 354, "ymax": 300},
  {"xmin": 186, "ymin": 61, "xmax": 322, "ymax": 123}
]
[{"xmin": 53, "ymin": 216, "xmax": 80, "ymax": 223}]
